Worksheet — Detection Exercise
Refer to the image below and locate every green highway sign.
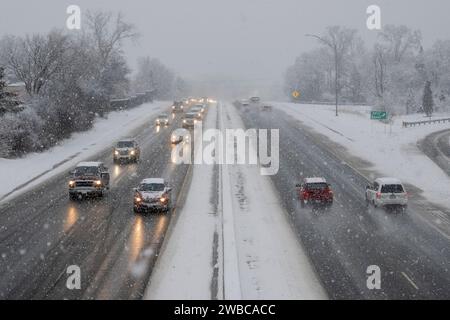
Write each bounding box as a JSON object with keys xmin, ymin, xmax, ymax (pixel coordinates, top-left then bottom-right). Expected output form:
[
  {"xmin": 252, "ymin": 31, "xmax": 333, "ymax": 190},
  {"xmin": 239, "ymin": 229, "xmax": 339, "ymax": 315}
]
[{"xmin": 370, "ymin": 111, "xmax": 387, "ymax": 120}]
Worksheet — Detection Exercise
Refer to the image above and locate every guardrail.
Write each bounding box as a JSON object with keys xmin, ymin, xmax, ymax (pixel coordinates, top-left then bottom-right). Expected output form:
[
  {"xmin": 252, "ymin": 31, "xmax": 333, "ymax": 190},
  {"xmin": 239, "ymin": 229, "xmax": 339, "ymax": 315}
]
[
  {"xmin": 402, "ymin": 118, "xmax": 450, "ymax": 128},
  {"xmin": 289, "ymin": 101, "xmax": 368, "ymax": 106}
]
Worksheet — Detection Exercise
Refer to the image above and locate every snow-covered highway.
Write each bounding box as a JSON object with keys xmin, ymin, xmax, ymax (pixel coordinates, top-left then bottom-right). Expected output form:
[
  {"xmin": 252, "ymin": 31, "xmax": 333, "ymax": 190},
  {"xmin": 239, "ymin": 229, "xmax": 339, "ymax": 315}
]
[{"xmin": 1, "ymin": 100, "xmax": 450, "ymax": 300}]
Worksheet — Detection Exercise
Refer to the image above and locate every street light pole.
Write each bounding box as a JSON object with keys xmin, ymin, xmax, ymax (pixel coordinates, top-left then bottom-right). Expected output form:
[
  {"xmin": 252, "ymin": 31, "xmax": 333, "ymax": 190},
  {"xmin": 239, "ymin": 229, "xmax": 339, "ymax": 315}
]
[{"xmin": 305, "ymin": 33, "xmax": 339, "ymax": 116}]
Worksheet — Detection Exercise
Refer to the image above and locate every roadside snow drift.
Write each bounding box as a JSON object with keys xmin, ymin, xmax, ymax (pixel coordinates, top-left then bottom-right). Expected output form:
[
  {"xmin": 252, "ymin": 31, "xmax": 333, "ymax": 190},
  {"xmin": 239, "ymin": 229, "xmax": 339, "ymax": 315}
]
[
  {"xmin": 272, "ymin": 102, "xmax": 450, "ymax": 209},
  {"xmin": 0, "ymin": 101, "xmax": 168, "ymax": 203}
]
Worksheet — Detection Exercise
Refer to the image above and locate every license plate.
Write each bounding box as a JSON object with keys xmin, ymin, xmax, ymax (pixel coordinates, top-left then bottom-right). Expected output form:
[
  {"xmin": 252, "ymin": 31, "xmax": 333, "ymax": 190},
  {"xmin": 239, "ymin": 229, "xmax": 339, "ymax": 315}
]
[{"xmin": 390, "ymin": 195, "xmax": 396, "ymax": 199}]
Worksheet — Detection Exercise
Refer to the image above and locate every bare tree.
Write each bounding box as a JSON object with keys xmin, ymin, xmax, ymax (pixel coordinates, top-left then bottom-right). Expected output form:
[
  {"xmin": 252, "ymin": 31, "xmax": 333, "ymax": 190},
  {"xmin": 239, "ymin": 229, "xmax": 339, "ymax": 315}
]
[
  {"xmin": 86, "ymin": 11, "xmax": 138, "ymax": 67},
  {"xmin": 379, "ymin": 25, "xmax": 421, "ymax": 63},
  {"xmin": 306, "ymin": 26, "xmax": 358, "ymax": 116},
  {"xmin": 373, "ymin": 44, "xmax": 388, "ymax": 100},
  {"xmin": 134, "ymin": 57, "xmax": 175, "ymax": 99},
  {"xmin": 0, "ymin": 31, "xmax": 67, "ymax": 95}
]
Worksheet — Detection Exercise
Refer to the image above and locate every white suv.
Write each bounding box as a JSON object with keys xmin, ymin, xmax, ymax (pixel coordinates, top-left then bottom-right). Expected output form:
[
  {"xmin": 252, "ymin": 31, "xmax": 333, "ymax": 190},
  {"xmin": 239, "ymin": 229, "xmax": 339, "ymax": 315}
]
[{"xmin": 365, "ymin": 177, "xmax": 408, "ymax": 209}]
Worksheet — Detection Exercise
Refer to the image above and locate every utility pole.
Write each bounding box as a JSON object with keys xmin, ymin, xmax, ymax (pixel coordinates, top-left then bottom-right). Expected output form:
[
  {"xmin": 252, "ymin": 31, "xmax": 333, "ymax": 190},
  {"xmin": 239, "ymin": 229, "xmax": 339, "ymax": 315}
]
[{"xmin": 306, "ymin": 33, "xmax": 340, "ymax": 116}]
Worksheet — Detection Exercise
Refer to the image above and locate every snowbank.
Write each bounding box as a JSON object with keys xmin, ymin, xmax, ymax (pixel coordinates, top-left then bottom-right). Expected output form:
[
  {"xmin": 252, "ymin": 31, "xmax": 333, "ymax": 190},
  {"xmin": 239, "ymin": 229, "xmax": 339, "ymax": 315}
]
[
  {"xmin": 272, "ymin": 102, "xmax": 450, "ymax": 209},
  {"xmin": 145, "ymin": 103, "xmax": 219, "ymax": 300},
  {"xmin": 0, "ymin": 101, "xmax": 168, "ymax": 203},
  {"xmin": 146, "ymin": 102, "xmax": 326, "ymax": 299},
  {"xmin": 222, "ymin": 102, "xmax": 326, "ymax": 299}
]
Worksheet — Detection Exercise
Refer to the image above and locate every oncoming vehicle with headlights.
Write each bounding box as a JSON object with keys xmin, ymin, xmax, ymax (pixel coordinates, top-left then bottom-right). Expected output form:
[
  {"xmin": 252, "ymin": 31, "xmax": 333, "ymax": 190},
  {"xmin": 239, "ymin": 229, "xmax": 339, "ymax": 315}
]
[
  {"xmin": 68, "ymin": 162, "xmax": 110, "ymax": 200},
  {"xmin": 171, "ymin": 101, "xmax": 184, "ymax": 113},
  {"xmin": 113, "ymin": 139, "xmax": 140, "ymax": 163},
  {"xmin": 190, "ymin": 105, "xmax": 204, "ymax": 118},
  {"xmin": 155, "ymin": 113, "xmax": 170, "ymax": 126},
  {"xmin": 182, "ymin": 112, "xmax": 198, "ymax": 128},
  {"xmin": 133, "ymin": 178, "xmax": 172, "ymax": 213},
  {"xmin": 171, "ymin": 128, "xmax": 190, "ymax": 144}
]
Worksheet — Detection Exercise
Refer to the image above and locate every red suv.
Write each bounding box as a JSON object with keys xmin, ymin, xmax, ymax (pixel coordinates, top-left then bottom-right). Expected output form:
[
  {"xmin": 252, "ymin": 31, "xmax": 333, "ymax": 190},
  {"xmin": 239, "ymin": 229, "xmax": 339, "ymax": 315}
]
[{"xmin": 296, "ymin": 177, "xmax": 334, "ymax": 207}]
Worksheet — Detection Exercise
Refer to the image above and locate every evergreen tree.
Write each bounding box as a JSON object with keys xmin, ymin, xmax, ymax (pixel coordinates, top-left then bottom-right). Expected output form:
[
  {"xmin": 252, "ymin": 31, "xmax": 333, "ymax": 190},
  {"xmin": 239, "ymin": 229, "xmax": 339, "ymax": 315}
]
[
  {"xmin": 405, "ymin": 89, "xmax": 416, "ymax": 114},
  {"xmin": 422, "ymin": 81, "xmax": 434, "ymax": 117}
]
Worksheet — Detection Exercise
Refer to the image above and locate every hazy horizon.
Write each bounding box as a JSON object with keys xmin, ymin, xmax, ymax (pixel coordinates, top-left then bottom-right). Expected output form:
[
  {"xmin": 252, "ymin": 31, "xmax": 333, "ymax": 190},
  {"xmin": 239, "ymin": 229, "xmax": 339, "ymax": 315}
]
[{"xmin": 1, "ymin": 0, "xmax": 449, "ymax": 88}]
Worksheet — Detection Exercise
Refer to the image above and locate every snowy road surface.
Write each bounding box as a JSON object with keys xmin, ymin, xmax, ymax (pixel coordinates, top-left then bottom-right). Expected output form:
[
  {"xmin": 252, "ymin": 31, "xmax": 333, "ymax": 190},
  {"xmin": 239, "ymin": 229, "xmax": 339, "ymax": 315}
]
[
  {"xmin": 146, "ymin": 102, "xmax": 326, "ymax": 299},
  {"xmin": 0, "ymin": 104, "xmax": 189, "ymax": 299},
  {"xmin": 1, "ymin": 100, "xmax": 450, "ymax": 299},
  {"xmin": 239, "ymin": 103, "xmax": 450, "ymax": 299}
]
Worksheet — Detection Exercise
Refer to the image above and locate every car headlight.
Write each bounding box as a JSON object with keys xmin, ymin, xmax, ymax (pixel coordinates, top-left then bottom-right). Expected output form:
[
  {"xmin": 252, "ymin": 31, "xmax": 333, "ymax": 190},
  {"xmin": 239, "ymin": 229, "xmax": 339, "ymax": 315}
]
[
  {"xmin": 194, "ymin": 120, "xmax": 198, "ymax": 124},
  {"xmin": 95, "ymin": 180, "xmax": 102, "ymax": 186},
  {"xmin": 69, "ymin": 180, "xmax": 75, "ymax": 187},
  {"xmin": 172, "ymin": 106, "xmax": 175, "ymax": 109},
  {"xmin": 183, "ymin": 119, "xmax": 186, "ymax": 123},
  {"xmin": 114, "ymin": 150, "xmax": 119, "ymax": 155},
  {"xmin": 130, "ymin": 150, "xmax": 135, "ymax": 155},
  {"xmin": 160, "ymin": 197, "xmax": 167, "ymax": 203},
  {"xmin": 135, "ymin": 196, "xmax": 142, "ymax": 202}
]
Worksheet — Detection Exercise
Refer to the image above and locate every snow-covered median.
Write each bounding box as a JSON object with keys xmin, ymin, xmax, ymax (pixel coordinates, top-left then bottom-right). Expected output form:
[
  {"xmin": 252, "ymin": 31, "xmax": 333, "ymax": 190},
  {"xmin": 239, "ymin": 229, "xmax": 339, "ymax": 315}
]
[
  {"xmin": 273, "ymin": 102, "xmax": 450, "ymax": 209},
  {"xmin": 146, "ymin": 102, "xmax": 326, "ymax": 299},
  {"xmin": 0, "ymin": 101, "xmax": 168, "ymax": 203}
]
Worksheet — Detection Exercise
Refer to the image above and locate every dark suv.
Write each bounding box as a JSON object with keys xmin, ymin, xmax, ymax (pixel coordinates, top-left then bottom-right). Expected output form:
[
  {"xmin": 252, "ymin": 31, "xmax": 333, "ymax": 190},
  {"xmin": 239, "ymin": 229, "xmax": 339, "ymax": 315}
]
[
  {"xmin": 69, "ymin": 162, "xmax": 110, "ymax": 200},
  {"xmin": 171, "ymin": 101, "xmax": 184, "ymax": 113}
]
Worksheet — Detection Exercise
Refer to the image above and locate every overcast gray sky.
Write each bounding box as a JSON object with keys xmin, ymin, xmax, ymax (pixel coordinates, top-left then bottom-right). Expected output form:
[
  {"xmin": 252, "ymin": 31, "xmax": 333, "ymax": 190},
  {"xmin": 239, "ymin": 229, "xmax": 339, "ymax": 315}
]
[{"xmin": 1, "ymin": 0, "xmax": 449, "ymax": 86}]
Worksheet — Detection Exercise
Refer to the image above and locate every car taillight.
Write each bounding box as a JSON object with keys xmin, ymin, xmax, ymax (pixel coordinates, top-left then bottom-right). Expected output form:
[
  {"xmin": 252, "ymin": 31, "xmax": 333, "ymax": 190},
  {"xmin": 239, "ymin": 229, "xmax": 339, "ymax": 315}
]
[{"xmin": 376, "ymin": 192, "xmax": 381, "ymax": 199}]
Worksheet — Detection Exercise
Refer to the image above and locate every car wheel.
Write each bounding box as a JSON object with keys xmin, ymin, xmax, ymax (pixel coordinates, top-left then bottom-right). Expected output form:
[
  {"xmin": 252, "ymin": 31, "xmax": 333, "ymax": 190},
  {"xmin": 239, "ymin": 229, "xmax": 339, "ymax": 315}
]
[{"xmin": 69, "ymin": 194, "xmax": 77, "ymax": 201}]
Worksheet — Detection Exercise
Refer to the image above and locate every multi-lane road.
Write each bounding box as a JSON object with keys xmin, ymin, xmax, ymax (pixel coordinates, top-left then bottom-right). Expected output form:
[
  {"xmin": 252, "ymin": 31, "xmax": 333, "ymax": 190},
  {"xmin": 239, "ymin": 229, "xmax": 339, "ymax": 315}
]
[
  {"xmin": 0, "ymin": 110, "xmax": 189, "ymax": 299},
  {"xmin": 239, "ymin": 104, "xmax": 450, "ymax": 299},
  {"xmin": 1, "ymin": 101, "xmax": 450, "ymax": 299}
]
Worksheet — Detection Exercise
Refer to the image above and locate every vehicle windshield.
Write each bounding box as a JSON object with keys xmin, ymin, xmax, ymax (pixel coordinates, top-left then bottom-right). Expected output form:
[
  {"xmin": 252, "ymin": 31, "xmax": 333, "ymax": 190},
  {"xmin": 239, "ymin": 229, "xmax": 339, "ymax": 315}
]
[
  {"xmin": 158, "ymin": 114, "xmax": 168, "ymax": 119},
  {"xmin": 117, "ymin": 141, "xmax": 134, "ymax": 148},
  {"xmin": 74, "ymin": 166, "xmax": 99, "ymax": 176},
  {"xmin": 306, "ymin": 183, "xmax": 328, "ymax": 190},
  {"xmin": 139, "ymin": 183, "xmax": 165, "ymax": 192},
  {"xmin": 381, "ymin": 184, "xmax": 404, "ymax": 193},
  {"xmin": 185, "ymin": 113, "xmax": 196, "ymax": 118}
]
